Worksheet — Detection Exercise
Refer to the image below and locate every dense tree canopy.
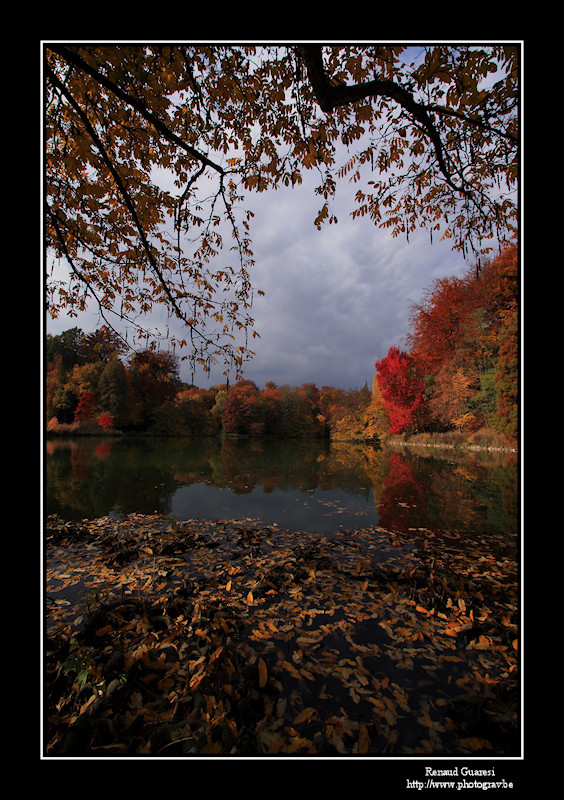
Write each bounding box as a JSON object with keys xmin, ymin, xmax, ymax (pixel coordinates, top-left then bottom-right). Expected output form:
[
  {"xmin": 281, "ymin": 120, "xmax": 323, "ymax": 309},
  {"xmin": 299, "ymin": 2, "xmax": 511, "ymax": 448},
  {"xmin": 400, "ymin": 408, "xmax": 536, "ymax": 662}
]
[
  {"xmin": 376, "ymin": 243, "xmax": 519, "ymax": 440},
  {"xmin": 44, "ymin": 43, "xmax": 519, "ymax": 377}
]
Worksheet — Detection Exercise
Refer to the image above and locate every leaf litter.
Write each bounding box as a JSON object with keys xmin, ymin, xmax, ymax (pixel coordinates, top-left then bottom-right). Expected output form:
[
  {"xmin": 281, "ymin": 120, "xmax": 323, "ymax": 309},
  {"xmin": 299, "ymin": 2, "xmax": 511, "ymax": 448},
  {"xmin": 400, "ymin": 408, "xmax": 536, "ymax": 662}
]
[{"xmin": 44, "ymin": 512, "xmax": 519, "ymax": 757}]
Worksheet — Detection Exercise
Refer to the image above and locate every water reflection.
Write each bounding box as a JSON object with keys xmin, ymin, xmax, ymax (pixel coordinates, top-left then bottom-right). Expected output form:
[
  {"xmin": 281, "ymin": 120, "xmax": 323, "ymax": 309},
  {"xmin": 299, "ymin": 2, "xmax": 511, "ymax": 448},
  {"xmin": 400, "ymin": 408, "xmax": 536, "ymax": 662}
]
[{"xmin": 45, "ymin": 436, "xmax": 518, "ymax": 537}]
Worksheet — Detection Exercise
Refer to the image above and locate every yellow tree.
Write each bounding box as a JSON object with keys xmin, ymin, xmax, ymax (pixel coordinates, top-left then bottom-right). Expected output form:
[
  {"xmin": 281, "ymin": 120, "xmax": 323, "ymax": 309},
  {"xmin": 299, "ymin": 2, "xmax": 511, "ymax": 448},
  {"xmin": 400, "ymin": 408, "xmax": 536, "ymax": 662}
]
[
  {"xmin": 44, "ymin": 44, "xmax": 518, "ymax": 377},
  {"xmin": 428, "ymin": 362, "xmax": 477, "ymax": 431}
]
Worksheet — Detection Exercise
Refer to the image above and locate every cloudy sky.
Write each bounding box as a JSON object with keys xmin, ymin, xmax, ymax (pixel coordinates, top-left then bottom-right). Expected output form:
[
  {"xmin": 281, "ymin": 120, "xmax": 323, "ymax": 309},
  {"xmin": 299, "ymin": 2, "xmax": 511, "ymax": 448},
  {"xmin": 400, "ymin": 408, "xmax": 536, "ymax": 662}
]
[
  {"xmin": 239, "ymin": 172, "xmax": 469, "ymax": 390},
  {"xmin": 45, "ymin": 165, "xmax": 470, "ymax": 391}
]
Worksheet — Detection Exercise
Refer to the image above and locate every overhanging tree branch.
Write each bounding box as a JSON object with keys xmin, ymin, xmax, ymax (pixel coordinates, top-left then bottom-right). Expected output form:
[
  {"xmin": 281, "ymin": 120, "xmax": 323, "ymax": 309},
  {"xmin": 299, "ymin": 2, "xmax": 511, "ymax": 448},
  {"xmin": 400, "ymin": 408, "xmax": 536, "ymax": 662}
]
[
  {"xmin": 47, "ymin": 45, "xmax": 227, "ymax": 177},
  {"xmin": 46, "ymin": 62, "xmax": 219, "ymax": 352},
  {"xmin": 44, "ymin": 44, "xmax": 518, "ymax": 379},
  {"xmin": 297, "ymin": 45, "xmax": 478, "ymax": 199}
]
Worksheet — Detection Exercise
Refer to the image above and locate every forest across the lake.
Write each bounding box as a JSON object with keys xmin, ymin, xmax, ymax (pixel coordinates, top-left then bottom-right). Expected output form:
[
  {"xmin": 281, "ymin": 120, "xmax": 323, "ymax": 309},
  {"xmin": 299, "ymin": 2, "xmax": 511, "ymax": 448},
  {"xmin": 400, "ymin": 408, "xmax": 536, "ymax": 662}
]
[{"xmin": 46, "ymin": 244, "xmax": 518, "ymax": 453}]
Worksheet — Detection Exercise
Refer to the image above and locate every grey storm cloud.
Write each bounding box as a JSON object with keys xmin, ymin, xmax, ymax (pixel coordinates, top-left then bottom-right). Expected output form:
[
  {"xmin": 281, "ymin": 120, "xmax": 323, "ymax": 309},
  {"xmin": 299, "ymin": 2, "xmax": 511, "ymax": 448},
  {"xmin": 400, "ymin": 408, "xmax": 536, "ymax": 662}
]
[{"xmin": 238, "ymin": 176, "xmax": 467, "ymax": 390}]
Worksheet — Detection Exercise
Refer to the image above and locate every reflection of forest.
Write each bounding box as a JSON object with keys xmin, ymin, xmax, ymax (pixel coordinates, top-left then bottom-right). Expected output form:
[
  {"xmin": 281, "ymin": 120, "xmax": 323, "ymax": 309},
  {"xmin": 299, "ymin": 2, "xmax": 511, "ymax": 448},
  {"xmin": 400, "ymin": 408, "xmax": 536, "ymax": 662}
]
[
  {"xmin": 381, "ymin": 443, "xmax": 518, "ymax": 538},
  {"xmin": 45, "ymin": 436, "xmax": 518, "ymax": 538}
]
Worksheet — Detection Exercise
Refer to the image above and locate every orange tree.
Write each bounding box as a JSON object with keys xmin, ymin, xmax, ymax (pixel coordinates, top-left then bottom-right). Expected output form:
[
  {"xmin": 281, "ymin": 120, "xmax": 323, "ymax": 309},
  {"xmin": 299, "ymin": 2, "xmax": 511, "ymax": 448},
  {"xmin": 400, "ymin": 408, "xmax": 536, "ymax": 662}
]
[
  {"xmin": 406, "ymin": 243, "xmax": 518, "ymax": 434},
  {"xmin": 45, "ymin": 44, "xmax": 518, "ymax": 379}
]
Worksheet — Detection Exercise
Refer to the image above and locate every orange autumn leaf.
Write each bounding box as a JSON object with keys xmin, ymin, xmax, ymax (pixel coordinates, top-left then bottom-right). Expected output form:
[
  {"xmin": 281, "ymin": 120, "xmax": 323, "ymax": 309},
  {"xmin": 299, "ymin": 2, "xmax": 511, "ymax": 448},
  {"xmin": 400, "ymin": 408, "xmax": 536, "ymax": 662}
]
[
  {"xmin": 287, "ymin": 736, "xmax": 313, "ymax": 753},
  {"xmin": 280, "ymin": 660, "xmax": 301, "ymax": 679},
  {"xmin": 294, "ymin": 706, "xmax": 317, "ymax": 725},
  {"xmin": 463, "ymin": 737, "xmax": 493, "ymax": 751},
  {"xmin": 201, "ymin": 740, "xmax": 222, "ymax": 754},
  {"xmin": 258, "ymin": 657, "xmax": 268, "ymax": 688},
  {"xmin": 419, "ymin": 708, "xmax": 434, "ymax": 728},
  {"xmin": 267, "ymin": 737, "xmax": 285, "ymax": 755},
  {"xmin": 209, "ymin": 646, "xmax": 224, "ymax": 664},
  {"xmin": 357, "ymin": 723, "xmax": 371, "ymax": 754},
  {"xmin": 189, "ymin": 672, "xmax": 205, "ymax": 690}
]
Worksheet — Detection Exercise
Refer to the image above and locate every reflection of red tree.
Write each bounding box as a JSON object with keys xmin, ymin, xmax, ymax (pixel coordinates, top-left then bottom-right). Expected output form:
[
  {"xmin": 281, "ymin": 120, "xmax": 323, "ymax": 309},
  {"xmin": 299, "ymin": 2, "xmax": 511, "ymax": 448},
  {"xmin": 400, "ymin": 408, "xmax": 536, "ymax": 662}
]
[
  {"xmin": 70, "ymin": 446, "xmax": 90, "ymax": 481},
  {"xmin": 378, "ymin": 452, "xmax": 427, "ymax": 530},
  {"xmin": 95, "ymin": 442, "xmax": 112, "ymax": 459}
]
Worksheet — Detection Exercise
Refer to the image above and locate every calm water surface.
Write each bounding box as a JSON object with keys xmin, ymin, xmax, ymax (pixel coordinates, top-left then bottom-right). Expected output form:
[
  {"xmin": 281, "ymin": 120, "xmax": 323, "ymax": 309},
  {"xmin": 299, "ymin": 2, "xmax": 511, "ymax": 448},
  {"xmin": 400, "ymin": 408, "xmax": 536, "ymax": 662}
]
[{"xmin": 44, "ymin": 436, "xmax": 519, "ymax": 540}]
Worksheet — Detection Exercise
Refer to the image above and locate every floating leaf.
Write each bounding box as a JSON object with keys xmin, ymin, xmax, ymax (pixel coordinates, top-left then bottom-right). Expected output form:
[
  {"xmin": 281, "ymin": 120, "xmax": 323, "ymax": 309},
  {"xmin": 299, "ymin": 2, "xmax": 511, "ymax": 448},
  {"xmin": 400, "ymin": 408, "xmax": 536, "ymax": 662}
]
[
  {"xmin": 294, "ymin": 707, "xmax": 316, "ymax": 725},
  {"xmin": 258, "ymin": 657, "xmax": 267, "ymax": 688},
  {"xmin": 201, "ymin": 740, "xmax": 222, "ymax": 754},
  {"xmin": 280, "ymin": 660, "xmax": 301, "ymax": 679},
  {"xmin": 357, "ymin": 723, "xmax": 370, "ymax": 753},
  {"xmin": 462, "ymin": 737, "xmax": 493, "ymax": 751}
]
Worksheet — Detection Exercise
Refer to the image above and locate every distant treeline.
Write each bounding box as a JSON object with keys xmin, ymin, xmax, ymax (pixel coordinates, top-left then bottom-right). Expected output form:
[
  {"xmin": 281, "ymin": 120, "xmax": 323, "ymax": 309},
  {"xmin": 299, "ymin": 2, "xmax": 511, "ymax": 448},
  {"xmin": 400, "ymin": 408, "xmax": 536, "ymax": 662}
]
[
  {"xmin": 46, "ymin": 243, "xmax": 518, "ymax": 445},
  {"xmin": 45, "ymin": 329, "xmax": 379, "ymax": 440}
]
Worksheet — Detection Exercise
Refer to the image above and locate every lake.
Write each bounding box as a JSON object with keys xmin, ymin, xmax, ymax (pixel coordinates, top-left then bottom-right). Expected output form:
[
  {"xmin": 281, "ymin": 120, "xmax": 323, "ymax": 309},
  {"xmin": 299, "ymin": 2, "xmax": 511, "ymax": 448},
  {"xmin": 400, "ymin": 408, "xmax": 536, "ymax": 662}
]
[{"xmin": 44, "ymin": 436, "xmax": 519, "ymax": 542}]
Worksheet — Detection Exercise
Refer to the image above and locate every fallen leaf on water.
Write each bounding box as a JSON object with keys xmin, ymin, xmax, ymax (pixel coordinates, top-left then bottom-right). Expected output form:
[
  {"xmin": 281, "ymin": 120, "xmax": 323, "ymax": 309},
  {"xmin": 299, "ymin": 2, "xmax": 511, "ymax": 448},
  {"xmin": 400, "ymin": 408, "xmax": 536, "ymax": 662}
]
[
  {"xmin": 294, "ymin": 706, "xmax": 317, "ymax": 725},
  {"xmin": 280, "ymin": 660, "xmax": 301, "ymax": 679},
  {"xmin": 201, "ymin": 740, "xmax": 222, "ymax": 754},
  {"xmin": 462, "ymin": 737, "xmax": 493, "ymax": 752},
  {"xmin": 258, "ymin": 657, "xmax": 268, "ymax": 688},
  {"xmin": 357, "ymin": 722, "xmax": 370, "ymax": 753}
]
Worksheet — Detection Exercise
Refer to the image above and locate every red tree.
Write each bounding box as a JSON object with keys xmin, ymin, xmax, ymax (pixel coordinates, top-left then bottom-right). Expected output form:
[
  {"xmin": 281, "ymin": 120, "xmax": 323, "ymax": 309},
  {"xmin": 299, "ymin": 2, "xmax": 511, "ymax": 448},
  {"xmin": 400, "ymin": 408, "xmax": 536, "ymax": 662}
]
[
  {"xmin": 375, "ymin": 347, "xmax": 426, "ymax": 434},
  {"xmin": 221, "ymin": 380, "xmax": 264, "ymax": 436},
  {"xmin": 407, "ymin": 276, "xmax": 479, "ymax": 375},
  {"xmin": 73, "ymin": 390, "xmax": 98, "ymax": 421}
]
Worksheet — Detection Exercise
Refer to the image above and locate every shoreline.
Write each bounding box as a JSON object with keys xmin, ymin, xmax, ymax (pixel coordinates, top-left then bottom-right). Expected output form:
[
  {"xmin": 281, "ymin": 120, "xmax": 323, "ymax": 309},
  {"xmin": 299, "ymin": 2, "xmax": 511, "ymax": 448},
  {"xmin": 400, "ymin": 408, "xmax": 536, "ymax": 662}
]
[
  {"xmin": 45, "ymin": 426, "xmax": 519, "ymax": 455},
  {"xmin": 388, "ymin": 438, "xmax": 518, "ymax": 455}
]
